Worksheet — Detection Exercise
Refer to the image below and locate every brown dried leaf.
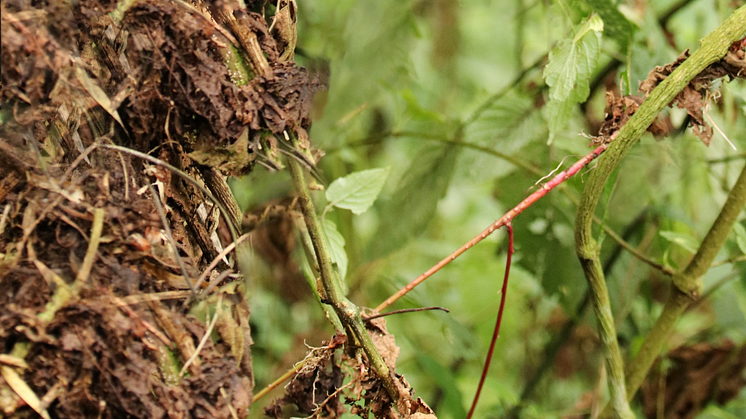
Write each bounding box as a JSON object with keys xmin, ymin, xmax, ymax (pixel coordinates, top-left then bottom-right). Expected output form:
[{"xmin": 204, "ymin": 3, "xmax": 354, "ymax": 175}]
[
  {"xmin": 638, "ymin": 47, "xmax": 746, "ymax": 146},
  {"xmin": 641, "ymin": 340, "xmax": 746, "ymax": 419}
]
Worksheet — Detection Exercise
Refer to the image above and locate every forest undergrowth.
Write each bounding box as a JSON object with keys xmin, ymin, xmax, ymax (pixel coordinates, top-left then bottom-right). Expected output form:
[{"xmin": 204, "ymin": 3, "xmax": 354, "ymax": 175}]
[{"xmin": 2, "ymin": 1, "xmax": 746, "ymax": 419}]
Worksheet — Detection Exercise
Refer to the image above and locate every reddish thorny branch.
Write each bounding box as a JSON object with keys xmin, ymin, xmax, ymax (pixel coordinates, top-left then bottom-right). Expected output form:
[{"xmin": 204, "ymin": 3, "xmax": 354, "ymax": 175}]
[
  {"xmin": 466, "ymin": 223, "xmax": 514, "ymax": 419},
  {"xmin": 374, "ymin": 142, "xmax": 609, "ymax": 313},
  {"xmin": 372, "ymin": 143, "xmax": 608, "ymax": 417}
]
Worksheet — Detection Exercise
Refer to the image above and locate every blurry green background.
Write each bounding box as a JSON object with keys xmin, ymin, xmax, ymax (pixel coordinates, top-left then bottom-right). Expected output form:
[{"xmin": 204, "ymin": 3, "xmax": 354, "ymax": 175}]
[{"xmin": 233, "ymin": 0, "xmax": 746, "ymax": 417}]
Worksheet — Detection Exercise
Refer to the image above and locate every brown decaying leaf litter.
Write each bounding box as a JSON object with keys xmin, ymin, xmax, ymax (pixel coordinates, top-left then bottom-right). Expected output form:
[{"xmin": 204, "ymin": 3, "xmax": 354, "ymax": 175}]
[
  {"xmin": 265, "ymin": 319, "xmax": 435, "ymax": 419},
  {"xmin": 593, "ymin": 39, "xmax": 746, "ymax": 148},
  {"xmin": 638, "ymin": 41, "xmax": 746, "ymax": 146},
  {"xmin": 641, "ymin": 340, "xmax": 746, "ymax": 419},
  {"xmin": 0, "ymin": 0, "xmax": 431, "ymax": 417}
]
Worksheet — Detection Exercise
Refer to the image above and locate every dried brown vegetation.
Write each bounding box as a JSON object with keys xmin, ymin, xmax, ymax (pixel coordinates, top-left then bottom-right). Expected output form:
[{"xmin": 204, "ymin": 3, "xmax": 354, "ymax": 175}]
[
  {"xmin": 0, "ymin": 0, "xmax": 432, "ymax": 417},
  {"xmin": 0, "ymin": 0, "xmax": 315, "ymax": 417}
]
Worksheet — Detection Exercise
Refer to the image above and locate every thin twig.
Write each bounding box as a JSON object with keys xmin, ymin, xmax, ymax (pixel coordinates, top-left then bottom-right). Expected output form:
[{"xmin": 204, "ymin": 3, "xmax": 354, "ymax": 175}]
[
  {"xmin": 1, "ymin": 366, "xmax": 51, "ymax": 419},
  {"xmin": 112, "ymin": 295, "xmax": 173, "ymax": 346},
  {"xmin": 707, "ymin": 152, "xmax": 746, "ymax": 164},
  {"xmin": 115, "ymin": 291, "xmax": 192, "ymax": 305},
  {"xmin": 375, "ymin": 143, "xmax": 608, "ymax": 313},
  {"xmin": 148, "ymin": 183, "xmax": 197, "ymax": 300},
  {"xmin": 466, "ymin": 223, "xmax": 514, "ymax": 419},
  {"xmin": 362, "ymin": 306, "xmax": 450, "ymax": 322},
  {"xmin": 710, "ymin": 254, "xmax": 746, "ymax": 267},
  {"xmin": 340, "ymin": 133, "xmax": 671, "ymax": 275},
  {"xmin": 0, "ymin": 203, "xmax": 11, "ymax": 235},
  {"xmin": 202, "ymin": 269, "xmax": 234, "ymax": 296},
  {"xmin": 286, "ymin": 136, "xmax": 399, "ymax": 401},
  {"xmin": 461, "ymin": 54, "xmax": 548, "ymax": 127},
  {"xmin": 73, "ymin": 208, "xmax": 105, "ymax": 286},
  {"xmin": 252, "ymin": 335, "xmax": 349, "ymax": 405},
  {"xmin": 62, "ymin": 142, "xmax": 99, "ymax": 182},
  {"xmin": 190, "ymin": 233, "xmax": 251, "ymax": 297},
  {"xmin": 101, "ymin": 144, "xmax": 240, "ymax": 245},
  {"xmin": 252, "ymin": 359, "xmax": 307, "ymax": 403},
  {"xmin": 179, "ymin": 301, "xmax": 221, "ymax": 377}
]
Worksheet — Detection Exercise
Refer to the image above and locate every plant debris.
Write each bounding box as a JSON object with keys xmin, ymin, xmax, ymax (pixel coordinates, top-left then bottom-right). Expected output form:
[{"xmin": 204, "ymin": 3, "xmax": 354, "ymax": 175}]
[
  {"xmin": 639, "ymin": 42, "xmax": 746, "ymax": 146},
  {"xmin": 0, "ymin": 0, "xmax": 325, "ymax": 416},
  {"xmin": 267, "ymin": 319, "xmax": 436, "ymax": 418},
  {"xmin": 641, "ymin": 340, "xmax": 746, "ymax": 419}
]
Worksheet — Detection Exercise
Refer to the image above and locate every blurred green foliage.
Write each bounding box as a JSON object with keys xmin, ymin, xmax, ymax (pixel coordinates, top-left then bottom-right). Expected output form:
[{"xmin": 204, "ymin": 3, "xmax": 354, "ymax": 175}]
[{"xmin": 235, "ymin": 0, "xmax": 746, "ymax": 417}]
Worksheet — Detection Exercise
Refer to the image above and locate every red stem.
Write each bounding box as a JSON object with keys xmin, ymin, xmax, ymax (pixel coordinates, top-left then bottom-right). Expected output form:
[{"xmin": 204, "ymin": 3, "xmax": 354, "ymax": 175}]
[
  {"xmin": 465, "ymin": 223, "xmax": 514, "ymax": 419},
  {"xmin": 374, "ymin": 143, "xmax": 607, "ymax": 313}
]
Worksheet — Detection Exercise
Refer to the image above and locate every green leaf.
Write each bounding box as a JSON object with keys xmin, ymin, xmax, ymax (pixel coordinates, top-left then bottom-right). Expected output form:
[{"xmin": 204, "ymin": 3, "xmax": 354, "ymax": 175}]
[
  {"xmin": 325, "ymin": 167, "xmax": 390, "ymax": 215},
  {"xmin": 544, "ymin": 97, "xmax": 575, "ymax": 144},
  {"xmin": 415, "ymin": 354, "xmax": 467, "ymax": 418},
  {"xmin": 466, "ymin": 92, "xmax": 545, "ymax": 149},
  {"xmin": 401, "ymin": 89, "xmax": 444, "ymax": 122},
  {"xmin": 543, "ymin": 15, "xmax": 603, "ymax": 142},
  {"xmin": 659, "ymin": 230, "xmax": 699, "ymax": 254},
  {"xmin": 581, "ymin": 0, "xmax": 635, "ymax": 50},
  {"xmin": 732, "ymin": 222, "xmax": 746, "ymax": 255},
  {"xmin": 371, "ymin": 144, "xmax": 458, "ymax": 257},
  {"xmin": 573, "ymin": 13, "xmax": 604, "ymax": 42},
  {"xmin": 321, "ymin": 218, "xmax": 348, "ymax": 280},
  {"xmin": 544, "ymin": 29, "xmax": 601, "ymax": 102}
]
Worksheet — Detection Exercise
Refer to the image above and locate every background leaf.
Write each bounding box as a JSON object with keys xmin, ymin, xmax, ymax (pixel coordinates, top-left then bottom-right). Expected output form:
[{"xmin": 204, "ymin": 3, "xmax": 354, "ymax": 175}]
[
  {"xmin": 732, "ymin": 222, "xmax": 746, "ymax": 255},
  {"xmin": 370, "ymin": 144, "xmax": 459, "ymax": 257},
  {"xmin": 326, "ymin": 167, "xmax": 389, "ymax": 214},
  {"xmin": 659, "ymin": 230, "xmax": 699, "ymax": 254},
  {"xmin": 582, "ymin": 0, "xmax": 635, "ymax": 50}
]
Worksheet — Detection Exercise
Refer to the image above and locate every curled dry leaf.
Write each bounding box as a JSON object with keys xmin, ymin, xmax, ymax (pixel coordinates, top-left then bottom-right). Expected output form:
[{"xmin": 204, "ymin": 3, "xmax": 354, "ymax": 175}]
[
  {"xmin": 639, "ymin": 45, "xmax": 746, "ymax": 146},
  {"xmin": 592, "ymin": 92, "xmax": 673, "ymax": 146}
]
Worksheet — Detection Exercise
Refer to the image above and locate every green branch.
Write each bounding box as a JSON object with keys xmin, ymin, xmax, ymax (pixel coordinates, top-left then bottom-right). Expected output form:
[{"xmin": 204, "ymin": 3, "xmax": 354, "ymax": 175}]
[
  {"xmin": 575, "ymin": 243, "xmax": 633, "ymax": 418},
  {"xmin": 286, "ymin": 147, "xmax": 399, "ymax": 402},
  {"xmin": 574, "ymin": 5, "xmax": 746, "ymax": 418},
  {"xmin": 621, "ymin": 161, "xmax": 746, "ymax": 405}
]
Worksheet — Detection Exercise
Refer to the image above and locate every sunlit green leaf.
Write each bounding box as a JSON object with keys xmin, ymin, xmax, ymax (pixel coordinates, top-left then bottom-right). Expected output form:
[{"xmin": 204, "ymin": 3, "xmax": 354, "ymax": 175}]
[
  {"xmin": 544, "ymin": 98, "xmax": 575, "ymax": 144},
  {"xmin": 544, "ymin": 30, "xmax": 601, "ymax": 101},
  {"xmin": 326, "ymin": 167, "xmax": 389, "ymax": 215},
  {"xmin": 543, "ymin": 15, "xmax": 603, "ymax": 142}
]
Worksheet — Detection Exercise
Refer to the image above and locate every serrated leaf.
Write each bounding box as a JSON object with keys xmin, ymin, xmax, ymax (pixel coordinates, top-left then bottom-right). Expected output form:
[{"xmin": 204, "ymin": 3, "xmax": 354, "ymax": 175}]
[
  {"xmin": 321, "ymin": 218, "xmax": 348, "ymax": 280},
  {"xmin": 659, "ymin": 230, "xmax": 699, "ymax": 254},
  {"xmin": 544, "ymin": 30, "xmax": 601, "ymax": 102},
  {"xmin": 325, "ymin": 167, "xmax": 389, "ymax": 215},
  {"xmin": 732, "ymin": 222, "xmax": 746, "ymax": 255},
  {"xmin": 544, "ymin": 97, "xmax": 575, "ymax": 144},
  {"xmin": 543, "ymin": 15, "xmax": 602, "ymax": 142},
  {"xmin": 371, "ymin": 144, "xmax": 458, "ymax": 257}
]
